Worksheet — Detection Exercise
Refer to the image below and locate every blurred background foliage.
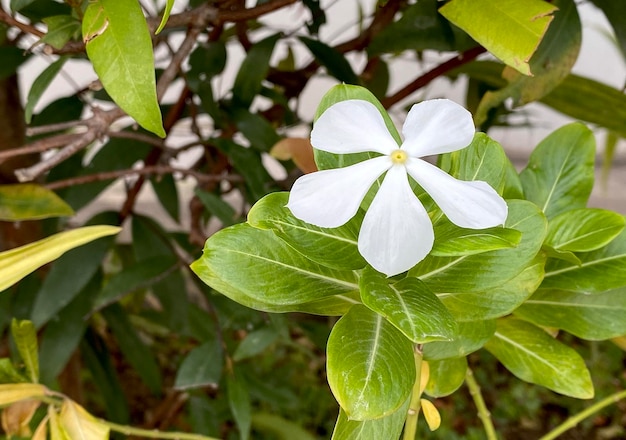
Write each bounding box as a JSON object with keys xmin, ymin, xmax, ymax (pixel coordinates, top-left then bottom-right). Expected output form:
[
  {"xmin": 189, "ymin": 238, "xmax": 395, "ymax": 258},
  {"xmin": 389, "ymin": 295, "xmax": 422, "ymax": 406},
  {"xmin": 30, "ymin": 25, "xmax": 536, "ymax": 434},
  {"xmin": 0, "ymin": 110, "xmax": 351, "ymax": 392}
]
[{"xmin": 0, "ymin": 0, "xmax": 625, "ymax": 438}]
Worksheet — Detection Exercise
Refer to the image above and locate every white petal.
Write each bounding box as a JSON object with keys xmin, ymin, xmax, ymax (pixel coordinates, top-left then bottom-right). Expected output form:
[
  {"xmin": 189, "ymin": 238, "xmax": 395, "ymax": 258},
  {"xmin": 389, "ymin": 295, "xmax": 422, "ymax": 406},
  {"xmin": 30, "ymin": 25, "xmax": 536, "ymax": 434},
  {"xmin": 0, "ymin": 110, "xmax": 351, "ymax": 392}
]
[
  {"xmin": 401, "ymin": 99, "xmax": 475, "ymax": 157},
  {"xmin": 358, "ymin": 166, "xmax": 434, "ymax": 277},
  {"xmin": 287, "ymin": 156, "xmax": 391, "ymax": 228},
  {"xmin": 311, "ymin": 100, "xmax": 398, "ymax": 155},
  {"xmin": 406, "ymin": 159, "xmax": 508, "ymax": 229}
]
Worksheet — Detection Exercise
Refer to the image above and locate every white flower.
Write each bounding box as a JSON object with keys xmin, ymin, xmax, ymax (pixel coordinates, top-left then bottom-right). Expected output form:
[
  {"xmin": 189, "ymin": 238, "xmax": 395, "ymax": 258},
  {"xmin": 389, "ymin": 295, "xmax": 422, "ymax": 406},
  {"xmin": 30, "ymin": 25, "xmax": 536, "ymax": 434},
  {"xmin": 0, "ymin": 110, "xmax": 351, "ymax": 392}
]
[{"xmin": 287, "ymin": 99, "xmax": 508, "ymax": 277}]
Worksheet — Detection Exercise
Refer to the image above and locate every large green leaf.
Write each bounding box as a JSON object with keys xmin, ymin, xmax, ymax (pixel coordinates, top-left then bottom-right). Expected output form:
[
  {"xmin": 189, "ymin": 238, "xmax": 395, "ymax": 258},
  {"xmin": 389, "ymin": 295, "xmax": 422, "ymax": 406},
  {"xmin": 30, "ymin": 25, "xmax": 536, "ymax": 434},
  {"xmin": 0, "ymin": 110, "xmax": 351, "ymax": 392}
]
[
  {"xmin": 248, "ymin": 192, "xmax": 365, "ymax": 270},
  {"xmin": 469, "ymin": 0, "xmax": 581, "ymax": 124},
  {"xmin": 519, "ymin": 123, "xmax": 595, "ymax": 219},
  {"xmin": 424, "ymin": 357, "xmax": 467, "ymax": 398},
  {"xmin": 545, "ymin": 209, "xmax": 625, "ymax": 253},
  {"xmin": 485, "ymin": 317, "xmax": 593, "ymax": 398},
  {"xmin": 515, "ymin": 288, "xmax": 626, "ymax": 341},
  {"xmin": 0, "ymin": 184, "xmax": 73, "ymax": 220},
  {"xmin": 0, "ymin": 225, "xmax": 119, "ymax": 295},
  {"xmin": 431, "ymin": 219, "xmax": 521, "ymax": 257},
  {"xmin": 438, "ymin": 254, "xmax": 545, "ymax": 321},
  {"xmin": 83, "ymin": 0, "xmax": 164, "ymax": 137},
  {"xmin": 422, "ymin": 320, "xmax": 495, "ymax": 360},
  {"xmin": 232, "ymin": 34, "xmax": 280, "ymax": 108},
  {"xmin": 410, "ymin": 200, "xmax": 546, "ymax": 294},
  {"xmin": 541, "ymin": 228, "xmax": 626, "ymax": 293},
  {"xmin": 10, "ymin": 319, "xmax": 39, "ymax": 383},
  {"xmin": 327, "ymin": 305, "xmax": 415, "ymax": 420},
  {"xmin": 439, "ymin": 0, "xmax": 557, "ymax": 75},
  {"xmin": 360, "ymin": 269, "xmax": 457, "ymax": 343},
  {"xmin": 190, "ymin": 223, "xmax": 359, "ymax": 310},
  {"xmin": 331, "ymin": 400, "xmax": 409, "ymax": 440}
]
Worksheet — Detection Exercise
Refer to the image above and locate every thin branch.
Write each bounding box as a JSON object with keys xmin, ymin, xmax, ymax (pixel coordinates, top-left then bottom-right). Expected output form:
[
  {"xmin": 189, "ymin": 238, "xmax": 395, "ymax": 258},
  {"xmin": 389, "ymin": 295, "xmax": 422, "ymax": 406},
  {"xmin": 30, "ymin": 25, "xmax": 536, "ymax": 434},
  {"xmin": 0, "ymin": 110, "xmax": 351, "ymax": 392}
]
[
  {"xmin": 26, "ymin": 120, "xmax": 85, "ymax": 136},
  {"xmin": 219, "ymin": 0, "xmax": 298, "ymax": 23},
  {"xmin": 44, "ymin": 164, "xmax": 242, "ymax": 191},
  {"xmin": 0, "ymin": 133, "xmax": 82, "ymax": 161},
  {"xmin": 0, "ymin": 6, "xmax": 44, "ymax": 38},
  {"xmin": 107, "ymin": 130, "xmax": 168, "ymax": 150},
  {"xmin": 381, "ymin": 46, "xmax": 487, "ymax": 109}
]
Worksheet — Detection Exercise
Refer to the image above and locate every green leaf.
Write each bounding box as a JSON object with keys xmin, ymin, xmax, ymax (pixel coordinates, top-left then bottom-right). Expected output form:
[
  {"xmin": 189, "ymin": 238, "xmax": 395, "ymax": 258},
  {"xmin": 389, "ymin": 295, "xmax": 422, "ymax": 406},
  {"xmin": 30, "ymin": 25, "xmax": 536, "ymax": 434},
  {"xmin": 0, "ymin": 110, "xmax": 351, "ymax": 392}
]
[
  {"xmin": 252, "ymin": 413, "xmax": 317, "ymax": 440},
  {"xmin": 247, "ymin": 192, "xmax": 365, "ymax": 270},
  {"xmin": 327, "ymin": 305, "xmax": 415, "ymax": 420},
  {"xmin": 232, "ymin": 34, "xmax": 280, "ymax": 108},
  {"xmin": 10, "ymin": 0, "xmax": 35, "ymax": 12},
  {"xmin": 485, "ymin": 317, "xmax": 594, "ymax": 398},
  {"xmin": 519, "ymin": 123, "xmax": 595, "ymax": 219},
  {"xmin": 545, "ymin": 209, "xmax": 625, "ymax": 252},
  {"xmin": 590, "ymin": 0, "xmax": 626, "ymax": 57},
  {"xmin": 24, "ymin": 57, "xmax": 67, "ymax": 123},
  {"xmin": 194, "ymin": 188, "xmax": 238, "ymax": 227},
  {"xmin": 424, "ymin": 357, "xmax": 467, "ymax": 398},
  {"xmin": 10, "ymin": 319, "xmax": 39, "ymax": 383},
  {"xmin": 40, "ymin": 15, "xmax": 81, "ymax": 49},
  {"xmin": 439, "ymin": 254, "xmax": 545, "ymax": 321},
  {"xmin": 0, "ymin": 359, "xmax": 27, "ymax": 384},
  {"xmin": 0, "ymin": 46, "xmax": 29, "ymax": 80},
  {"xmin": 360, "ymin": 269, "xmax": 457, "ymax": 343},
  {"xmin": 60, "ymin": 400, "xmax": 110, "ymax": 440},
  {"xmin": 439, "ymin": 0, "xmax": 557, "ymax": 75},
  {"xmin": 83, "ymin": 0, "xmax": 165, "ymax": 137},
  {"xmin": 470, "ymin": 0, "xmax": 581, "ymax": 124},
  {"xmin": 150, "ymin": 174, "xmax": 179, "ymax": 222},
  {"xmin": 174, "ymin": 340, "xmax": 223, "ymax": 390},
  {"xmin": 0, "ymin": 226, "xmax": 119, "ymax": 296},
  {"xmin": 299, "ymin": 37, "xmax": 359, "ymax": 84},
  {"xmin": 411, "ymin": 200, "xmax": 546, "ymax": 294},
  {"xmin": 515, "ymin": 287, "xmax": 626, "ymax": 341},
  {"xmin": 102, "ymin": 304, "xmax": 162, "ymax": 394},
  {"xmin": 0, "ymin": 184, "xmax": 73, "ymax": 220},
  {"xmin": 331, "ymin": 399, "xmax": 409, "ymax": 440},
  {"xmin": 542, "ymin": 228, "xmax": 626, "ymax": 293},
  {"xmin": 232, "ymin": 108, "xmax": 281, "ymax": 152},
  {"xmin": 155, "ymin": 0, "xmax": 174, "ymax": 34},
  {"xmin": 227, "ymin": 371, "xmax": 251, "ymax": 440},
  {"xmin": 422, "ymin": 320, "xmax": 495, "ymax": 361},
  {"xmin": 191, "ymin": 223, "xmax": 359, "ymax": 309},
  {"xmin": 233, "ymin": 327, "xmax": 279, "ymax": 362},
  {"xmin": 542, "ymin": 245, "xmax": 581, "ymax": 266},
  {"xmin": 431, "ymin": 220, "xmax": 521, "ymax": 257}
]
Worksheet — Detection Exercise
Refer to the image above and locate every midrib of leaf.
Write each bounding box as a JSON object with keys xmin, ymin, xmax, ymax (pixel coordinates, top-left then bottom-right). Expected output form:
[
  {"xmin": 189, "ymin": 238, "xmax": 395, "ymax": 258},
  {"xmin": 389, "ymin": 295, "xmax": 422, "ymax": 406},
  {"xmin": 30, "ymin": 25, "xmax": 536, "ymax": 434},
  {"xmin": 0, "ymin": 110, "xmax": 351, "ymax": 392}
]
[
  {"xmin": 356, "ymin": 315, "xmax": 383, "ymax": 404},
  {"xmin": 469, "ymin": 152, "xmax": 487, "ymax": 180},
  {"xmin": 540, "ymin": 143, "xmax": 577, "ymax": 214},
  {"xmin": 107, "ymin": 19, "xmax": 147, "ymax": 104},
  {"xmin": 225, "ymin": 248, "xmax": 359, "ymax": 290},
  {"xmin": 417, "ymin": 255, "xmax": 469, "ymax": 279},
  {"xmin": 271, "ymin": 219, "xmax": 357, "ymax": 245},
  {"xmin": 389, "ymin": 283, "xmax": 418, "ymax": 338},
  {"xmin": 493, "ymin": 331, "xmax": 557, "ymax": 371},
  {"xmin": 555, "ymin": 225, "xmax": 622, "ymax": 249},
  {"xmin": 524, "ymin": 299, "xmax": 623, "ymax": 310},
  {"xmin": 544, "ymin": 252, "xmax": 626, "ymax": 278}
]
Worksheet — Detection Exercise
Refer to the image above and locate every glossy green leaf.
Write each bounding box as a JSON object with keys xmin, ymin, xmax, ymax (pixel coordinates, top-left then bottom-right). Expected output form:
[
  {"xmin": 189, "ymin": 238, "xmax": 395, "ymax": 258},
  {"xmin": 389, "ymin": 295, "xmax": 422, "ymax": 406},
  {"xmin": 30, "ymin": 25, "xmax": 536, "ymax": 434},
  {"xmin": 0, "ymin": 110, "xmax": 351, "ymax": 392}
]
[
  {"xmin": 155, "ymin": 0, "xmax": 174, "ymax": 34},
  {"xmin": 83, "ymin": 0, "xmax": 165, "ymax": 137},
  {"xmin": 439, "ymin": 0, "xmax": 557, "ymax": 75},
  {"xmin": 233, "ymin": 327, "xmax": 279, "ymax": 362},
  {"xmin": 542, "ymin": 228, "xmax": 626, "ymax": 293},
  {"xmin": 411, "ymin": 200, "xmax": 546, "ymax": 294},
  {"xmin": 232, "ymin": 34, "xmax": 280, "ymax": 108},
  {"xmin": 40, "ymin": 15, "xmax": 80, "ymax": 49},
  {"xmin": 439, "ymin": 254, "xmax": 545, "ymax": 321},
  {"xmin": 0, "ymin": 184, "xmax": 73, "ymax": 220},
  {"xmin": 174, "ymin": 340, "xmax": 223, "ymax": 390},
  {"xmin": 422, "ymin": 320, "xmax": 495, "ymax": 361},
  {"xmin": 515, "ymin": 287, "xmax": 626, "ymax": 341},
  {"xmin": 0, "ymin": 225, "xmax": 119, "ymax": 297},
  {"xmin": 471, "ymin": 0, "xmax": 581, "ymax": 124},
  {"xmin": 248, "ymin": 192, "xmax": 365, "ymax": 270},
  {"xmin": 102, "ymin": 304, "xmax": 162, "ymax": 394},
  {"xmin": 520, "ymin": 123, "xmax": 595, "ymax": 219},
  {"xmin": 485, "ymin": 318, "xmax": 593, "ymax": 398},
  {"xmin": 545, "ymin": 208, "xmax": 625, "ymax": 252},
  {"xmin": 331, "ymin": 399, "xmax": 409, "ymax": 440},
  {"xmin": 542, "ymin": 245, "xmax": 581, "ymax": 266},
  {"xmin": 431, "ymin": 220, "xmax": 521, "ymax": 257},
  {"xmin": 300, "ymin": 36, "xmax": 359, "ymax": 84},
  {"xmin": 327, "ymin": 305, "xmax": 415, "ymax": 420},
  {"xmin": 24, "ymin": 57, "xmax": 67, "ymax": 123},
  {"xmin": 191, "ymin": 223, "xmax": 359, "ymax": 311},
  {"xmin": 228, "ymin": 371, "xmax": 251, "ymax": 440},
  {"xmin": 424, "ymin": 357, "xmax": 467, "ymax": 398},
  {"xmin": 360, "ymin": 269, "xmax": 457, "ymax": 343},
  {"xmin": 10, "ymin": 319, "xmax": 39, "ymax": 383}
]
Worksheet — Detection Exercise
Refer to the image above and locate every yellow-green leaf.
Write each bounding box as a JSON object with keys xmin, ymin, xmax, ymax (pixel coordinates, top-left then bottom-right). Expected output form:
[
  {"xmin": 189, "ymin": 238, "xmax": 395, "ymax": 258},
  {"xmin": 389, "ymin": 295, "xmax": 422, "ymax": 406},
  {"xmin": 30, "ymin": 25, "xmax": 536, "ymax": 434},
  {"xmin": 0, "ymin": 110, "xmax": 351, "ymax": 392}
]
[
  {"xmin": 49, "ymin": 406, "xmax": 71, "ymax": 440},
  {"xmin": 155, "ymin": 0, "xmax": 174, "ymax": 34},
  {"xmin": 0, "ymin": 184, "xmax": 73, "ymax": 220},
  {"xmin": 60, "ymin": 400, "xmax": 110, "ymax": 440},
  {"xmin": 82, "ymin": 0, "xmax": 165, "ymax": 137},
  {"xmin": 439, "ymin": 0, "xmax": 557, "ymax": 75},
  {"xmin": 420, "ymin": 399, "xmax": 441, "ymax": 431},
  {"xmin": 0, "ymin": 225, "xmax": 121, "ymax": 292},
  {"xmin": 11, "ymin": 320, "xmax": 39, "ymax": 383},
  {"xmin": 0, "ymin": 384, "xmax": 47, "ymax": 406}
]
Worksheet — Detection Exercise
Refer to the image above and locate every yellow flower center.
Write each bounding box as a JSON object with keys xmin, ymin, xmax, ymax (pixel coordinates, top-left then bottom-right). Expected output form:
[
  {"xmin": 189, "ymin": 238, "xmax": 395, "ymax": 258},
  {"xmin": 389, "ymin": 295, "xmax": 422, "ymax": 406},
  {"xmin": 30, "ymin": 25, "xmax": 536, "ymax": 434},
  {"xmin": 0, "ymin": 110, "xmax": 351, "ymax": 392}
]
[{"xmin": 390, "ymin": 149, "xmax": 408, "ymax": 164}]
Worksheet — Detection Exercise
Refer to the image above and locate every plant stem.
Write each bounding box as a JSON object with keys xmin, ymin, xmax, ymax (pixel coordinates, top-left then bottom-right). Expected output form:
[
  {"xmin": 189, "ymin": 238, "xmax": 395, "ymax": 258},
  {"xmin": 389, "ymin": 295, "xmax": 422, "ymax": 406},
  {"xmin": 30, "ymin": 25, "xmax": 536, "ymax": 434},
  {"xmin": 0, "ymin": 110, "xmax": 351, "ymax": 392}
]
[
  {"xmin": 465, "ymin": 367, "xmax": 497, "ymax": 440},
  {"xmin": 403, "ymin": 346, "xmax": 424, "ymax": 440},
  {"xmin": 539, "ymin": 389, "xmax": 626, "ymax": 440},
  {"xmin": 101, "ymin": 420, "xmax": 221, "ymax": 440}
]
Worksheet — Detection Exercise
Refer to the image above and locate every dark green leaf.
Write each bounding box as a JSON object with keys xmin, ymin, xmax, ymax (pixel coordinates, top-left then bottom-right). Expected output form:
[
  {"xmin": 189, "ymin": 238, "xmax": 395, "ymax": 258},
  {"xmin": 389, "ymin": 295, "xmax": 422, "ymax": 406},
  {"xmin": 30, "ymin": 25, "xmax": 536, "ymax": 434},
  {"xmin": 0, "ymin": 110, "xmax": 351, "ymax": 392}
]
[
  {"xmin": 590, "ymin": 0, "xmax": 626, "ymax": 57},
  {"xmin": 0, "ymin": 46, "xmax": 29, "ymax": 80},
  {"xmin": 24, "ymin": 57, "xmax": 67, "ymax": 123},
  {"xmin": 327, "ymin": 305, "xmax": 415, "ymax": 420},
  {"xmin": 228, "ymin": 371, "xmax": 251, "ymax": 440},
  {"xmin": 150, "ymin": 174, "xmax": 180, "ymax": 222},
  {"xmin": 299, "ymin": 37, "xmax": 359, "ymax": 84},
  {"xmin": 194, "ymin": 188, "xmax": 238, "ymax": 227},
  {"xmin": 232, "ymin": 108, "xmax": 281, "ymax": 152},
  {"xmin": 174, "ymin": 340, "xmax": 223, "ymax": 390},
  {"xmin": 233, "ymin": 327, "xmax": 279, "ymax": 362},
  {"xmin": 232, "ymin": 34, "xmax": 280, "ymax": 108}
]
